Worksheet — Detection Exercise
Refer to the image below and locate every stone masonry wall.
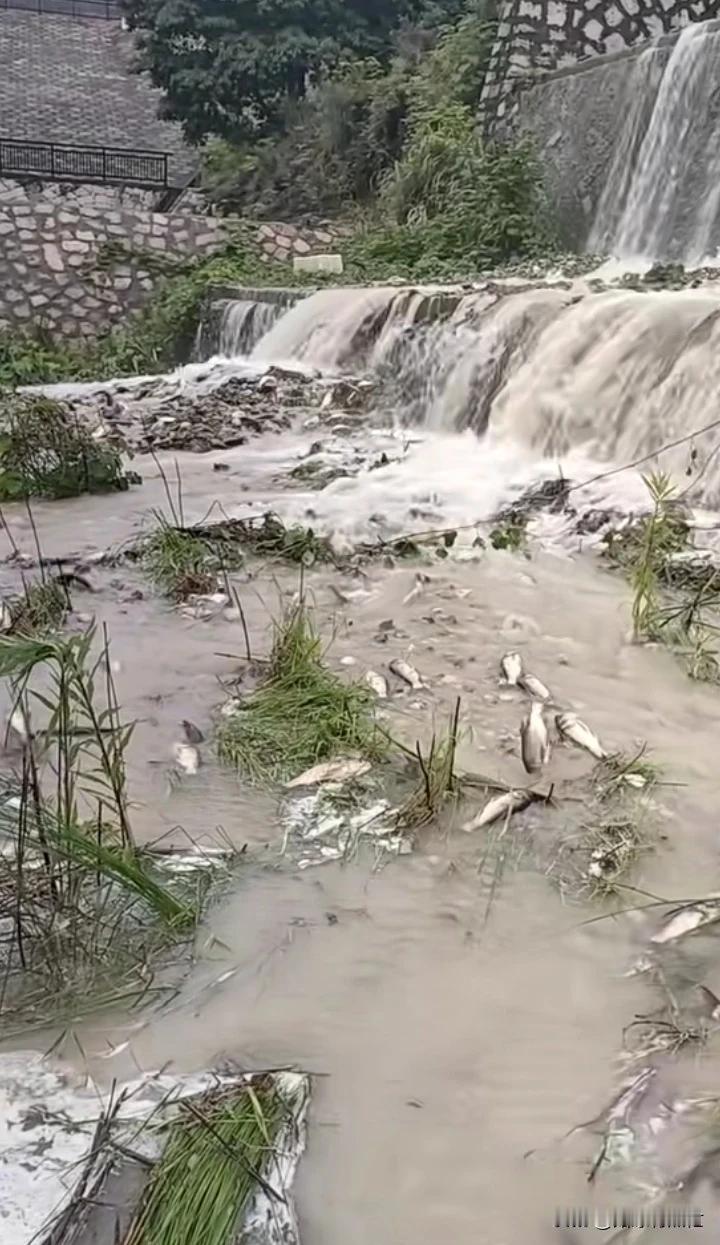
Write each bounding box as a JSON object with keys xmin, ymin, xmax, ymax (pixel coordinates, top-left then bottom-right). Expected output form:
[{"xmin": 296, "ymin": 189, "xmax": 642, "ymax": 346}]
[
  {"xmin": 481, "ymin": 0, "xmax": 719, "ymax": 128},
  {"xmin": 0, "ymin": 178, "xmax": 356, "ymax": 340},
  {"xmin": 0, "ymin": 179, "xmax": 225, "ymax": 338},
  {"xmin": 255, "ymin": 220, "xmax": 353, "ymax": 263}
]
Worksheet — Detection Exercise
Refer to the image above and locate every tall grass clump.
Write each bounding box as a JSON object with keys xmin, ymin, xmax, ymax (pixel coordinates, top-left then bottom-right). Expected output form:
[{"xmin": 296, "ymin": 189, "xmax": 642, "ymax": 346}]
[
  {"xmin": 604, "ymin": 471, "xmax": 720, "ymax": 681},
  {"xmin": 217, "ymin": 601, "xmax": 385, "ymax": 783},
  {"xmin": 0, "ymin": 392, "xmax": 132, "ymax": 501},
  {"xmin": 142, "ymin": 515, "xmax": 221, "ymax": 601},
  {"xmin": 0, "ymin": 626, "xmax": 198, "ymax": 1030},
  {"xmin": 126, "ymin": 1080, "xmax": 288, "ymax": 1245},
  {"xmin": 6, "ymin": 577, "xmax": 69, "ymax": 636},
  {"xmin": 395, "ymin": 699, "xmax": 461, "ymax": 831}
]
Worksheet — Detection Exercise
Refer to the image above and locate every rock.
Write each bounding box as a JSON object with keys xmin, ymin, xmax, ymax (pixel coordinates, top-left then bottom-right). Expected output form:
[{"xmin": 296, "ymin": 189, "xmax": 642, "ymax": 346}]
[{"xmin": 293, "ymin": 253, "xmax": 344, "ymax": 275}]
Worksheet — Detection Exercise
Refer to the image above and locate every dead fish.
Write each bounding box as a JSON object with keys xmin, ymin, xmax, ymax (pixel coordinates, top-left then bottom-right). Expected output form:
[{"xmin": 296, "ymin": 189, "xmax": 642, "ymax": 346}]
[
  {"xmin": 651, "ymin": 903, "xmax": 720, "ymax": 944},
  {"xmin": 0, "ymin": 599, "xmax": 13, "ymax": 633},
  {"xmin": 365, "ymin": 671, "xmax": 389, "ymax": 699},
  {"xmin": 285, "ymin": 758, "xmax": 371, "ymax": 789},
  {"xmin": 462, "ymin": 789, "xmax": 532, "ymax": 831},
  {"xmin": 500, "ymin": 651, "xmax": 523, "ymax": 685},
  {"xmin": 622, "ymin": 772, "xmax": 647, "ymax": 788},
  {"xmin": 181, "ymin": 719, "xmax": 204, "ymax": 744},
  {"xmin": 173, "ymin": 742, "xmax": 200, "ymax": 774},
  {"xmin": 389, "ymin": 658, "xmax": 425, "ymax": 690},
  {"xmin": 518, "ymin": 672, "xmax": 551, "ymax": 701},
  {"xmin": 555, "ymin": 711, "xmax": 607, "ymax": 759},
  {"xmin": 402, "ymin": 573, "xmax": 431, "ymax": 606},
  {"xmin": 520, "ymin": 701, "xmax": 550, "ymax": 774}
]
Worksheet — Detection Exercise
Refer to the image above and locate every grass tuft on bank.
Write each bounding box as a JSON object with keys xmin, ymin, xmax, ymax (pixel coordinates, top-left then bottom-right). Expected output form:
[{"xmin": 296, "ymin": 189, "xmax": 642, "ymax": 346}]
[{"xmin": 217, "ymin": 601, "xmax": 385, "ymax": 783}]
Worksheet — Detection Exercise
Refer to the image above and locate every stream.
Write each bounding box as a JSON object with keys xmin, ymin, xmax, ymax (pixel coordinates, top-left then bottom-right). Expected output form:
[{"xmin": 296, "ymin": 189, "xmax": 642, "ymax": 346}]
[{"xmin": 4, "ymin": 278, "xmax": 720, "ymax": 1243}]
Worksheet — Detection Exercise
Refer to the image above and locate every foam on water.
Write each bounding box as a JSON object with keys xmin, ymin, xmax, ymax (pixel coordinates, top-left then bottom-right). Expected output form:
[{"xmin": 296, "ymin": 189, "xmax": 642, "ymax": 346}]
[{"xmin": 276, "ymin": 429, "xmax": 652, "ymax": 551}]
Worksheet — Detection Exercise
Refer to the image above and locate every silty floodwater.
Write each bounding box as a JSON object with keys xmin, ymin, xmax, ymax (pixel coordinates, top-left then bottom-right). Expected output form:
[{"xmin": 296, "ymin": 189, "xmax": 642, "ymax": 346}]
[{"xmin": 5, "ymin": 278, "xmax": 720, "ymax": 1243}]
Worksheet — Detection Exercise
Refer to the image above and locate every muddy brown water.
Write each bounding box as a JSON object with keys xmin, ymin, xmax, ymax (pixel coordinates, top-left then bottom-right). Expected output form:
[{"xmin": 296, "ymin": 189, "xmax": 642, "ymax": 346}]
[{"xmin": 5, "ymin": 311, "xmax": 720, "ymax": 1240}]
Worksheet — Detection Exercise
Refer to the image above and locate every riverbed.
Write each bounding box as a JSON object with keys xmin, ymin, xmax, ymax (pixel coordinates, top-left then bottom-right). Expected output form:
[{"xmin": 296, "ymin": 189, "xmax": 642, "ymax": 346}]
[{"xmin": 4, "ymin": 281, "xmax": 720, "ymax": 1244}]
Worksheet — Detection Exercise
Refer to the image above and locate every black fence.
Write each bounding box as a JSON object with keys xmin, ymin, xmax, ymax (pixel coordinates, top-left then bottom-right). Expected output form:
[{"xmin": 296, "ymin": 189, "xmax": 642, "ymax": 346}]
[
  {"xmin": 0, "ymin": 139, "xmax": 169, "ymax": 187},
  {"xmin": 0, "ymin": 0, "xmax": 122, "ymax": 17}
]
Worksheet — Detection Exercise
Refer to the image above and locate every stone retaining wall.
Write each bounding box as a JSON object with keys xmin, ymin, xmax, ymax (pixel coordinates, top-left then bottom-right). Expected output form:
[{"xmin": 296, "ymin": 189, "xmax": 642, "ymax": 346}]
[
  {"xmin": 254, "ymin": 220, "xmax": 353, "ymax": 263},
  {"xmin": 481, "ymin": 0, "xmax": 718, "ymax": 129},
  {"xmin": 0, "ymin": 179, "xmax": 226, "ymax": 338},
  {"xmin": 514, "ymin": 43, "xmax": 664, "ymax": 246},
  {"xmin": 0, "ymin": 175, "xmax": 356, "ymax": 339}
]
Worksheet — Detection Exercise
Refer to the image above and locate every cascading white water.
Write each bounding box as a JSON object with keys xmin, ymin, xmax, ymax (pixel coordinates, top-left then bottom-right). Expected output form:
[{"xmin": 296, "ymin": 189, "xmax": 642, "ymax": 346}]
[
  {"xmin": 587, "ymin": 46, "xmax": 664, "ymax": 256},
  {"xmin": 218, "ymin": 299, "xmax": 285, "ymax": 357},
  {"xmin": 251, "ymin": 288, "xmax": 403, "ymax": 368},
  {"xmin": 591, "ymin": 21, "xmax": 720, "ymax": 264},
  {"xmin": 242, "ymin": 278, "xmax": 720, "ymax": 509}
]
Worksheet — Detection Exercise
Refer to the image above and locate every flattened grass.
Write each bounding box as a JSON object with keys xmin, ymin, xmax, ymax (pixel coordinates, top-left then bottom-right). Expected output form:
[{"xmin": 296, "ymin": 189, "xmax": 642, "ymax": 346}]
[
  {"xmin": 126, "ymin": 1080, "xmax": 287, "ymax": 1245},
  {"xmin": 217, "ymin": 602, "xmax": 385, "ymax": 783}
]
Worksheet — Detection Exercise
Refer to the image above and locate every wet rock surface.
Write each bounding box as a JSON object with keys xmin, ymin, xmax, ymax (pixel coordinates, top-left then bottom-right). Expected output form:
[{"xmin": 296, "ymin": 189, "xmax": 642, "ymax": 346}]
[{"xmin": 68, "ymin": 365, "xmax": 354, "ymax": 455}]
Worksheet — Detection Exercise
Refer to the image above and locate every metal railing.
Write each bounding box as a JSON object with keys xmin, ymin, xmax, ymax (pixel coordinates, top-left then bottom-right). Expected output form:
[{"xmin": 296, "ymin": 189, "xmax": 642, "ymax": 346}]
[
  {"xmin": 0, "ymin": 138, "xmax": 169, "ymax": 186},
  {"xmin": 0, "ymin": 0, "xmax": 121, "ymax": 18}
]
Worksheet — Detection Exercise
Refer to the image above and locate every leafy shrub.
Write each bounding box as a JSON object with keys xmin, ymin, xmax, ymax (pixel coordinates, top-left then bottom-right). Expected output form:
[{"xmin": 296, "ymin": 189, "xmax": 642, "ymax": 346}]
[
  {"xmin": 202, "ymin": 59, "xmax": 411, "ymax": 218},
  {"xmin": 200, "ymin": 1, "xmax": 497, "ymax": 221},
  {"xmin": 0, "ymin": 394, "xmax": 131, "ymax": 500},
  {"xmin": 0, "ymin": 330, "xmax": 85, "ymax": 388}
]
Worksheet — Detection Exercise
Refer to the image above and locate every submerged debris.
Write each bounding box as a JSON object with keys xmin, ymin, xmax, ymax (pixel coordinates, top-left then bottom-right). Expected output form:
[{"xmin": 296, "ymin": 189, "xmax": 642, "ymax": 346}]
[
  {"xmin": 173, "ymin": 742, "xmax": 201, "ymax": 774},
  {"xmin": 282, "ymin": 784, "xmax": 405, "ymax": 869}
]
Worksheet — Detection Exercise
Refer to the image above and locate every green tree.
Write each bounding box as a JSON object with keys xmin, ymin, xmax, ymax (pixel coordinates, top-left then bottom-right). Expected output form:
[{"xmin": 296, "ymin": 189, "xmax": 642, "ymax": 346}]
[{"xmin": 123, "ymin": 0, "xmax": 451, "ymax": 143}]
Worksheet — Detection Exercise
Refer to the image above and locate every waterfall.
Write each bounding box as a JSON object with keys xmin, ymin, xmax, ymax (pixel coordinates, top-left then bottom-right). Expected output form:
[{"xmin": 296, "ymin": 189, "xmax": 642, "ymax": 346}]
[
  {"xmin": 587, "ymin": 47, "xmax": 664, "ymax": 255},
  {"xmin": 591, "ymin": 21, "xmax": 720, "ymax": 264},
  {"xmin": 251, "ymin": 288, "xmax": 405, "ymax": 369},
  {"xmin": 246, "ymin": 278, "xmax": 720, "ymax": 505},
  {"xmin": 218, "ymin": 299, "xmax": 286, "ymax": 357}
]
